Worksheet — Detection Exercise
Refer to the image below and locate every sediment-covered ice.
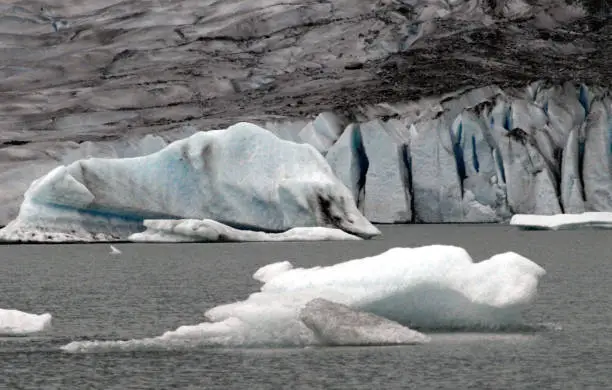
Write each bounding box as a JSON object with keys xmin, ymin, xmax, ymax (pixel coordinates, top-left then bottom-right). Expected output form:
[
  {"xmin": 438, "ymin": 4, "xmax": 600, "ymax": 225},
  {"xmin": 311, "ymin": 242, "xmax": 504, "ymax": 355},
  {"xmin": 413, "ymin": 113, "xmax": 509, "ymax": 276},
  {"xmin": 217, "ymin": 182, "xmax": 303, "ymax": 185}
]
[
  {"xmin": 61, "ymin": 245, "xmax": 545, "ymax": 352},
  {"xmin": 0, "ymin": 123, "xmax": 380, "ymax": 242},
  {"xmin": 510, "ymin": 212, "xmax": 612, "ymax": 230},
  {"xmin": 0, "ymin": 309, "xmax": 52, "ymax": 336},
  {"xmin": 299, "ymin": 298, "xmax": 430, "ymax": 346},
  {"xmin": 129, "ymin": 219, "xmax": 361, "ymax": 242}
]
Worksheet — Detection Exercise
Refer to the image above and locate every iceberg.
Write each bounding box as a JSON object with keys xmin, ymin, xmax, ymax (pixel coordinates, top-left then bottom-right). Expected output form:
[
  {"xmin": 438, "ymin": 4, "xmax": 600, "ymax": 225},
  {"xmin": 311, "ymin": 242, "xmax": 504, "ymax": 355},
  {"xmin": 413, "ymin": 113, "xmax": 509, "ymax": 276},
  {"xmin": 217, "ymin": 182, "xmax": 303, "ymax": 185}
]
[
  {"xmin": 0, "ymin": 309, "xmax": 52, "ymax": 336},
  {"xmin": 61, "ymin": 245, "xmax": 545, "ymax": 352},
  {"xmin": 0, "ymin": 123, "xmax": 380, "ymax": 242},
  {"xmin": 510, "ymin": 212, "xmax": 612, "ymax": 230}
]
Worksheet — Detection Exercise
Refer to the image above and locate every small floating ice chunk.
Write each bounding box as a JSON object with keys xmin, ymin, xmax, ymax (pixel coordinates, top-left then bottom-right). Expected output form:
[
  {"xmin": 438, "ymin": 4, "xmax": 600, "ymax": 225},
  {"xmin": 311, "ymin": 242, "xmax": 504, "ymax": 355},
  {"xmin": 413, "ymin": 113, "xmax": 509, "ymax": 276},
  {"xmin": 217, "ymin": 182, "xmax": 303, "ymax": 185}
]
[
  {"xmin": 253, "ymin": 261, "xmax": 294, "ymax": 283},
  {"xmin": 299, "ymin": 298, "xmax": 430, "ymax": 346},
  {"xmin": 128, "ymin": 219, "xmax": 362, "ymax": 242},
  {"xmin": 0, "ymin": 309, "xmax": 52, "ymax": 336},
  {"xmin": 510, "ymin": 212, "xmax": 612, "ymax": 230}
]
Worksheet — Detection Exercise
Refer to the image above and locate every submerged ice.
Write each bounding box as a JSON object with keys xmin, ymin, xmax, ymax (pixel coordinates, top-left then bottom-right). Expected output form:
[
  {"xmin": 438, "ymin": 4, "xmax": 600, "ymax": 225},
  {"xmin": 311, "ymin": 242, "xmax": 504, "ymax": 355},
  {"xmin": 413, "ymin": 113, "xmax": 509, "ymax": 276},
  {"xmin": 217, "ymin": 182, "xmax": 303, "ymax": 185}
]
[
  {"xmin": 0, "ymin": 123, "xmax": 379, "ymax": 242},
  {"xmin": 0, "ymin": 308, "xmax": 52, "ymax": 336},
  {"xmin": 61, "ymin": 245, "xmax": 545, "ymax": 352}
]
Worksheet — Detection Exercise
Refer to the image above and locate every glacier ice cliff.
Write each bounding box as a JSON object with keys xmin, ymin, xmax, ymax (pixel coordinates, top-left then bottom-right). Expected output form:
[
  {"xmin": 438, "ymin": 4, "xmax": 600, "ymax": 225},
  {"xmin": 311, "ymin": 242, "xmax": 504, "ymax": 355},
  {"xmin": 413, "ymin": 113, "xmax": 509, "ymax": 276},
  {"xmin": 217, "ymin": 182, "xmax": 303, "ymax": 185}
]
[
  {"xmin": 0, "ymin": 0, "xmax": 610, "ymax": 226},
  {"xmin": 60, "ymin": 245, "xmax": 545, "ymax": 351},
  {"xmin": 0, "ymin": 123, "xmax": 380, "ymax": 242}
]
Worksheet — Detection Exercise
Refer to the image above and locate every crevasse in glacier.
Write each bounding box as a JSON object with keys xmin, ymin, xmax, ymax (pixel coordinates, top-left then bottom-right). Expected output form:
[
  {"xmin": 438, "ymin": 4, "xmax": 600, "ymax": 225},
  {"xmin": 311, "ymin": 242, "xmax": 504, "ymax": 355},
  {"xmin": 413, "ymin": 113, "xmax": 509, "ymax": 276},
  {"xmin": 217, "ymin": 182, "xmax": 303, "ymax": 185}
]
[
  {"xmin": 0, "ymin": 123, "xmax": 380, "ymax": 242},
  {"xmin": 60, "ymin": 245, "xmax": 545, "ymax": 351}
]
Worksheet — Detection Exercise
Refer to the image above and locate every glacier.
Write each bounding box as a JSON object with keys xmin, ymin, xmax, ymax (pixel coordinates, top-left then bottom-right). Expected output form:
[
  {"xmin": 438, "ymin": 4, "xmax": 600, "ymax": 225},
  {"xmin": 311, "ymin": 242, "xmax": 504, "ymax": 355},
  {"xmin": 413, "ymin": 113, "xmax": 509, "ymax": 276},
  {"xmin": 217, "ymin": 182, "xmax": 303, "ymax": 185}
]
[
  {"xmin": 61, "ymin": 245, "xmax": 545, "ymax": 352},
  {"xmin": 0, "ymin": 123, "xmax": 380, "ymax": 242},
  {"xmin": 0, "ymin": 308, "xmax": 52, "ymax": 336},
  {"xmin": 0, "ymin": 0, "xmax": 610, "ymax": 227},
  {"xmin": 2, "ymin": 82, "xmax": 612, "ymax": 233}
]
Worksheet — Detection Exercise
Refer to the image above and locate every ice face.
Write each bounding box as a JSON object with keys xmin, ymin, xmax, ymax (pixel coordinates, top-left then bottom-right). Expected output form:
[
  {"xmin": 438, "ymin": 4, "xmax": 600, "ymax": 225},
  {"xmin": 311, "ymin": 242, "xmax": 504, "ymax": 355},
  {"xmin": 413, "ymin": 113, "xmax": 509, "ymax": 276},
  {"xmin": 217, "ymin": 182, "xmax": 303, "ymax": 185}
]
[
  {"xmin": 0, "ymin": 123, "xmax": 380, "ymax": 242},
  {"xmin": 0, "ymin": 309, "xmax": 52, "ymax": 336},
  {"xmin": 359, "ymin": 120, "xmax": 412, "ymax": 223},
  {"xmin": 582, "ymin": 98, "xmax": 612, "ymax": 211},
  {"xmin": 61, "ymin": 245, "xmax": 545, "ymax": 352},
  {"xmin": 298, "ymin": 112, "xmax": 346, "ymax": 155}
]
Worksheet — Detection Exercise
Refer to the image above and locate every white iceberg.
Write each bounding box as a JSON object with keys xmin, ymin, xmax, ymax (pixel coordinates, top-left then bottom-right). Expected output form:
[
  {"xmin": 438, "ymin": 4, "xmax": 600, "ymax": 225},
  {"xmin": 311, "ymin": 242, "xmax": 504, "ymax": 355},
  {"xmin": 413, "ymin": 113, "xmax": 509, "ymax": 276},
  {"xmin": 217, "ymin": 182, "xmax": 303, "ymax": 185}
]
[
  {"xmin": 129, "ymin": 219, "xmax": 362, "ymax": 242},
  {"xmin": 61, "ymin": 245, "xmax": 545, "ymax": 352},
  {"xmin": 0, "ymin": 309, "xmax": 52, "ymax": 336},
  {"xmin": 0, "ymin": 123, "xmax": 380, "ymax": 242},
  {"xmin": 510, "ymin": 212, "xmax": 612, "ymax": 230}
]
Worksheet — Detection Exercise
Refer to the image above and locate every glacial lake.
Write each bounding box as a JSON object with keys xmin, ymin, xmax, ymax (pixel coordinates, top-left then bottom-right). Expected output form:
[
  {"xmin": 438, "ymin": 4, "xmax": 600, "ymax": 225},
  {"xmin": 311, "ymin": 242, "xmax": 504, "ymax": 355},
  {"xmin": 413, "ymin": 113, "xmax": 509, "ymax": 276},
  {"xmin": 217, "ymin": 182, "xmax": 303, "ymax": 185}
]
[{"xmin": 1, "ymin": 224, "xmax": 611, "ymax": 389}]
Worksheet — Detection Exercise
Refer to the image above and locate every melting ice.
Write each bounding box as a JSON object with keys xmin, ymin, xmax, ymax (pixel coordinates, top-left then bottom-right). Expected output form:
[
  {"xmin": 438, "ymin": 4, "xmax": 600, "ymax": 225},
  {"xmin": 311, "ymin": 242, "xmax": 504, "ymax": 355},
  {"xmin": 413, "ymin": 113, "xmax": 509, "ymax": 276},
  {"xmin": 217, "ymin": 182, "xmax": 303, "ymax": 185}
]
[{"xmin": 61, "ymin": 245, "xmax": 545, "ymax": 352}]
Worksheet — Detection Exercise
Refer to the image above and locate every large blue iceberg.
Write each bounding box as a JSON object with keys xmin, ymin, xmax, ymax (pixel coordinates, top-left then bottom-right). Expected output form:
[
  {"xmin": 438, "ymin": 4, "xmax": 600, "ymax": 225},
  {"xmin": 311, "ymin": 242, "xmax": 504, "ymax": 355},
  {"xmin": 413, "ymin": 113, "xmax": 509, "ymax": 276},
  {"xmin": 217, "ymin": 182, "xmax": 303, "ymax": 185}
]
[{"xmin": 0, "ymin": 123, "xmax": 380, "ymax": 242}]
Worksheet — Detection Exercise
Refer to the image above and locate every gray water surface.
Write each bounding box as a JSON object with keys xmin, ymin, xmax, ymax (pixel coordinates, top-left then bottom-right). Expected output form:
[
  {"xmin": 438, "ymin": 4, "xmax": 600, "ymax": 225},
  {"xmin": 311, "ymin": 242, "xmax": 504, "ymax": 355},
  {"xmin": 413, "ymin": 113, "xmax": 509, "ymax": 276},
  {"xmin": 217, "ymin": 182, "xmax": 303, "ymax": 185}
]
[{"xmin": 1, "ymin": 225, "xmax": 611, "ymax": 389}]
